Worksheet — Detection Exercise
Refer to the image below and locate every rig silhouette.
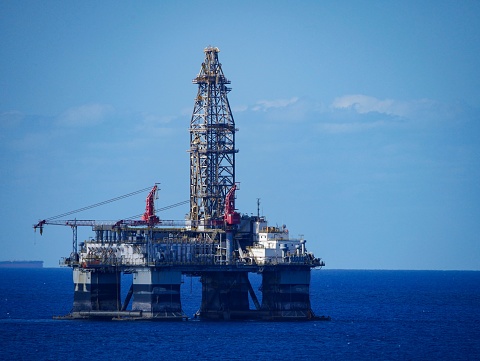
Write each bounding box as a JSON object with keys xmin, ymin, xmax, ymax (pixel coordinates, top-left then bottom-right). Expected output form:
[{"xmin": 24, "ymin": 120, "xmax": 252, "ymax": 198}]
[{"xmin": 34, "ymin": 47, "xmax": 325, "ymax": 321}]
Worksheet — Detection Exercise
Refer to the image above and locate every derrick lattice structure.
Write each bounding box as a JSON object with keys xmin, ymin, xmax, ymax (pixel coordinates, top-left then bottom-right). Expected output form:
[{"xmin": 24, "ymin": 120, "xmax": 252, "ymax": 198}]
[{"xmin": 189, "ymin": 47, "xmax": 237, "ymax": 224}]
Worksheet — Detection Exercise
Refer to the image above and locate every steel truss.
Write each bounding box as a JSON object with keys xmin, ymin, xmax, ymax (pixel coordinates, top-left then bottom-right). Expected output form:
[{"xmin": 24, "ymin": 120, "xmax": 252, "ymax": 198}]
[{"xmin": 189, "ymin": 47, "xmax": 237, "ymax": 223}]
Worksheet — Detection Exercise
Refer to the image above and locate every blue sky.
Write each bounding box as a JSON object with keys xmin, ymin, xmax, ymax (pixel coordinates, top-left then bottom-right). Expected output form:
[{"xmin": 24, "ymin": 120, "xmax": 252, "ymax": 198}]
[{"xmin": 1, "ymin": 1, "xmax": 479, "ymax": 269}]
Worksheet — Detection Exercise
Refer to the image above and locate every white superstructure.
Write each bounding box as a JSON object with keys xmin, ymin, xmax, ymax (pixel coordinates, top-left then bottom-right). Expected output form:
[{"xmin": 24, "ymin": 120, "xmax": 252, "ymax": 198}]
[{"xmin": 247, "ymin": 220, "xmax": 310, "ymax": 265}]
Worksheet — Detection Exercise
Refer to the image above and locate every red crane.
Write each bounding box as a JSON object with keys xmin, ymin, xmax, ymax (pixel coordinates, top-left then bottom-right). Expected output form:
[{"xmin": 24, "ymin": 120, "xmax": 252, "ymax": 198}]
[
  {"xmin": 224, "ymin": 184, "xmax": 240, "ymax": 225},
  {"xmin": 141, "ymin": 184, "xmax": 160, "ymax": 226}
]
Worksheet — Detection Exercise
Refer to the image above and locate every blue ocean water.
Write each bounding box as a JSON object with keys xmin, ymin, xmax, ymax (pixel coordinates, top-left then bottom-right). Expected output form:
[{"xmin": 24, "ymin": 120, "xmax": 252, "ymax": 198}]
[{"xmin": 1, "ymin": 269, "xmax": 479, "ymax": 360}]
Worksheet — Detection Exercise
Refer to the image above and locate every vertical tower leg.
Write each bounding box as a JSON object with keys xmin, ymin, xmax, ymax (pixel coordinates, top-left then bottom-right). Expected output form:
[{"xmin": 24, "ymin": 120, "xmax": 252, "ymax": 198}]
[
  {"xmin": 198, "ymin": 271, "xmax": 250, "ymax": 320},
  {"xmin": 131, "ymin": 268, "xmax": 185, "ymax": 320},
  {"xmin": 260, "ymin": 267, "xmax": 313, "ymax": 320},
  {"xmin": 72, "ymin": 268, "xmax": 121, "ymax": 317}
]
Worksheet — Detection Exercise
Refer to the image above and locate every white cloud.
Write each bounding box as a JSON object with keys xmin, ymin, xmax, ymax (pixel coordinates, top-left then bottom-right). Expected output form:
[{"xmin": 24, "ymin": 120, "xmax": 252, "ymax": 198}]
[
  {"xmin": 222, "ymin": 94, "xmax": 468, "ymax": 135},
  {"xmin": 247, "ymin": 96, "xmax": 327, "ymax": 123},
  {"xmin": 9, "ymin": 130, "xmax": 57, "ymax": 151},
  {"xmin": 330, "ymin": 94, "xmax": 459, "ymax": 122},
  {"xmin": 317, "ymin": 120, "xmax": 389, "ymax": 134},
  {"xmin": 133, "ymin": 113, "xmax": 179, "ymax": 139},
  {"xmin": 0, "ymin": 110, "xmax": 24, "ymax": 127},
  {"xmin": 57, "ymin": 103, "xmax": 114, "ymax": 127},
  {"xmin": 136, "ymin": 112, "xmax": 173, "ymax": 127},
  {"xmin": 332, "ymin": 95, "xmax": 409, "ymax": 117},
  {"xmin": 232, "ymin": 105, "xmax": 248, "ymax": 113},
  {"xmin": 252, "ymin": 97, "xmax": 299, "ymax": 112}
]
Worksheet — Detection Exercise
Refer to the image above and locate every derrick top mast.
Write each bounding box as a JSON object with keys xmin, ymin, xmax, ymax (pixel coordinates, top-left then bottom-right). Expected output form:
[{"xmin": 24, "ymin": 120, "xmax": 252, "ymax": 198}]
[{"xmin": 189, "ymin": 46, "xmax": 238, "ymax": 225}]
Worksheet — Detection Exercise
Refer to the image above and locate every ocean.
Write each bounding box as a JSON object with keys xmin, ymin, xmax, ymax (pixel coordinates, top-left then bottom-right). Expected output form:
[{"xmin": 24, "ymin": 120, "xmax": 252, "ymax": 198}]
[{"xmin": 0, "ymin": 268, "xmax": 479, "ymax": 360}]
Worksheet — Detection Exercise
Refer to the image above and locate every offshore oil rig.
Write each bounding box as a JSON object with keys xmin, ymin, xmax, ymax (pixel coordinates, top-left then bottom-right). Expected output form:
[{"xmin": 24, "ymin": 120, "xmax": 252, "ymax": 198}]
[{"xmin": 34, "ymin": 47, "xmax": 325, "ymax": 321}]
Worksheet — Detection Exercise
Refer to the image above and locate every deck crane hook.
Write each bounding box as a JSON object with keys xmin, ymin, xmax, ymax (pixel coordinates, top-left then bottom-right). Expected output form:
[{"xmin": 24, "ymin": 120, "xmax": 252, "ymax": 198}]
[{"xmin": 34, "ymin": 220, "xmax": 46, "ymax": 235}]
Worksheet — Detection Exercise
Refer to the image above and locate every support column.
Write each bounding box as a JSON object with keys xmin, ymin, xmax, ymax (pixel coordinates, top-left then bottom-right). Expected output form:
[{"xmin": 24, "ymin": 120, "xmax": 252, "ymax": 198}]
[
  {"xmin": 72, "ymin": 268, "xmax": 121, "ymax": 315},
  {"xmin": 198, "ymin": 271, "xmax": 250, "ymax": 320},
  {"xmin": 260, "ymin": 267, "xmax": 313, "ymax": 320},
  {"xmin": 132, "ymin": 268, "xmax": 185, "ymax": 319}
]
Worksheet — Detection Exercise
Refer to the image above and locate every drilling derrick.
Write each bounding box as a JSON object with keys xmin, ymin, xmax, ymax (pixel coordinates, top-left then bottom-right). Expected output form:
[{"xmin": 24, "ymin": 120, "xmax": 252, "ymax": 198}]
[{"xmin": 189, "ymin": 46, "xmax": 237, "ymax": 225}]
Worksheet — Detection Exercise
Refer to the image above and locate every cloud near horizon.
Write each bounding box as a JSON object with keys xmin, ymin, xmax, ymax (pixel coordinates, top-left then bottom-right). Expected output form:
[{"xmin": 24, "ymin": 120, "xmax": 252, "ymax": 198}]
[
  {"xmin": 240, "ymin": 94, "xmax": 470, "ymax": 134},
  {"xmin": 330, "ymin": 94, "xmax": 463, "ymax": 122},
  {"xmin": 245, "ymin": 94, "xmax": 447, "ymax": 121},
  {"xmin": 332, "ymin": 95, "xmax": 405, "ymax": 116},
  {"xmin": 316, "ymin": 120, "xmax": 390, "ymax": 134},
  {"xmin": 56, "ymin": 103, "xmax": 114, "ymax": 127},
  {"xmin": 251, "ymin": 97, "xmax": 300, "ymax": 112}
]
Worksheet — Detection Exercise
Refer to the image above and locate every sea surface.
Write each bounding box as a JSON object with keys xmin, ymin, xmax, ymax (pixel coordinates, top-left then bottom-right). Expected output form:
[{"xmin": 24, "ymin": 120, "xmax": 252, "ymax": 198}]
[{"xmin": 0, "ymin": 268, "xmax": 479, "ymax": 360}]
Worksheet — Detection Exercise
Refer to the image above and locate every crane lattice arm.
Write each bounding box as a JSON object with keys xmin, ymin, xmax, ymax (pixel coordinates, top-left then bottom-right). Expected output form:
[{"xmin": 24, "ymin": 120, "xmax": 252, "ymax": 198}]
[
  {"xmin": 32, "ymin": 185, "xmax": 187, "ymax": 255},
  {"xmin": 224, "ymin": 184, "xmax": 240, "ymax": 225},
  {"xmin": 33, "ymin": 219, "xmax": 98, "ymax": 235},
  {"xmin": 142, "ymin": 184, "xmax": 160, "ymax": 226}
]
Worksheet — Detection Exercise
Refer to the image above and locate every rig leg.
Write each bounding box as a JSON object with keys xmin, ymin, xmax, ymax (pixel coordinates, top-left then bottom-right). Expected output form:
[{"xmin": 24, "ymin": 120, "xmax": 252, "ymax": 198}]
[
  {"xmin": 260, "ymin": 267, "xmax": 313, "ymax": 320},
  {"xmin": 198, "ymin": 271, "xmax": 250, "ymax": 320},
  {"xmin": 71, "ymin": 268, "xmax": 121, "ymax": 316},
  {"xmin": 131, "ymin": 268, "xmax": 185, "ymax": 320}
]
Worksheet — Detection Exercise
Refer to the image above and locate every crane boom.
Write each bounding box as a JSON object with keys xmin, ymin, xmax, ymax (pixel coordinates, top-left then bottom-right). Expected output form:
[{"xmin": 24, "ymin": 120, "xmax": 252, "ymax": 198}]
[
  {"xmin": 142, "ymin": 184, "xmax": 160, "ymax": 226},
  {"xmin": 33, "ymin": 185, "xmax": 164, "ymax": 234},
  {"xmin": 34, "ymin": 219, "xmax": 190, "ymax": 231},
  {"xmin": 224, "ymin": 184, "xmax": 240, "ymax": 225},
  {"xmin": 33, "ymin": 185, "xmax": 171, "ymax": 255}
]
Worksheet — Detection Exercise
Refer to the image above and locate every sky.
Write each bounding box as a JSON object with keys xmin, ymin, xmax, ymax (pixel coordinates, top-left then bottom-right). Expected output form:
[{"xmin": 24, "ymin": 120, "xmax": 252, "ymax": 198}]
[{"xmin": 1, "ymin": 1, "xmax": 479, "ymax": 270}]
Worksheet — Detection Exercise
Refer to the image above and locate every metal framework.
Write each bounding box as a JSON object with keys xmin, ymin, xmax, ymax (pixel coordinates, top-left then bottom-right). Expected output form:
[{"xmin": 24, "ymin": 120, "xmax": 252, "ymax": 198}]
[{"xmin": 189, "ymin": 47, "xmax": 237, "ymax": 223}]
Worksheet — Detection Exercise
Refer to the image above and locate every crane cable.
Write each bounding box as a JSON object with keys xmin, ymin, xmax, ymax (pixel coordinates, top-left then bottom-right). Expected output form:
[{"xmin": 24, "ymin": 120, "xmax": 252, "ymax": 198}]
[
  {"xmin": 43, "ymin": 186, "xmax": 153, "ymax": 221},
  {"xmin": 123, "ymin": 200, "xmax": 190, "ymax": 220}
]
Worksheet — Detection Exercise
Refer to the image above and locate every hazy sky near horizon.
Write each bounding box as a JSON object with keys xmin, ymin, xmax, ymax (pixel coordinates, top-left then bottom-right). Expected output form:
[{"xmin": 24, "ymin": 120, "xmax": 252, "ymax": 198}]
[{"xmin": 1, "ymin": 1, "xmax": 479, "ymax": 269}]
